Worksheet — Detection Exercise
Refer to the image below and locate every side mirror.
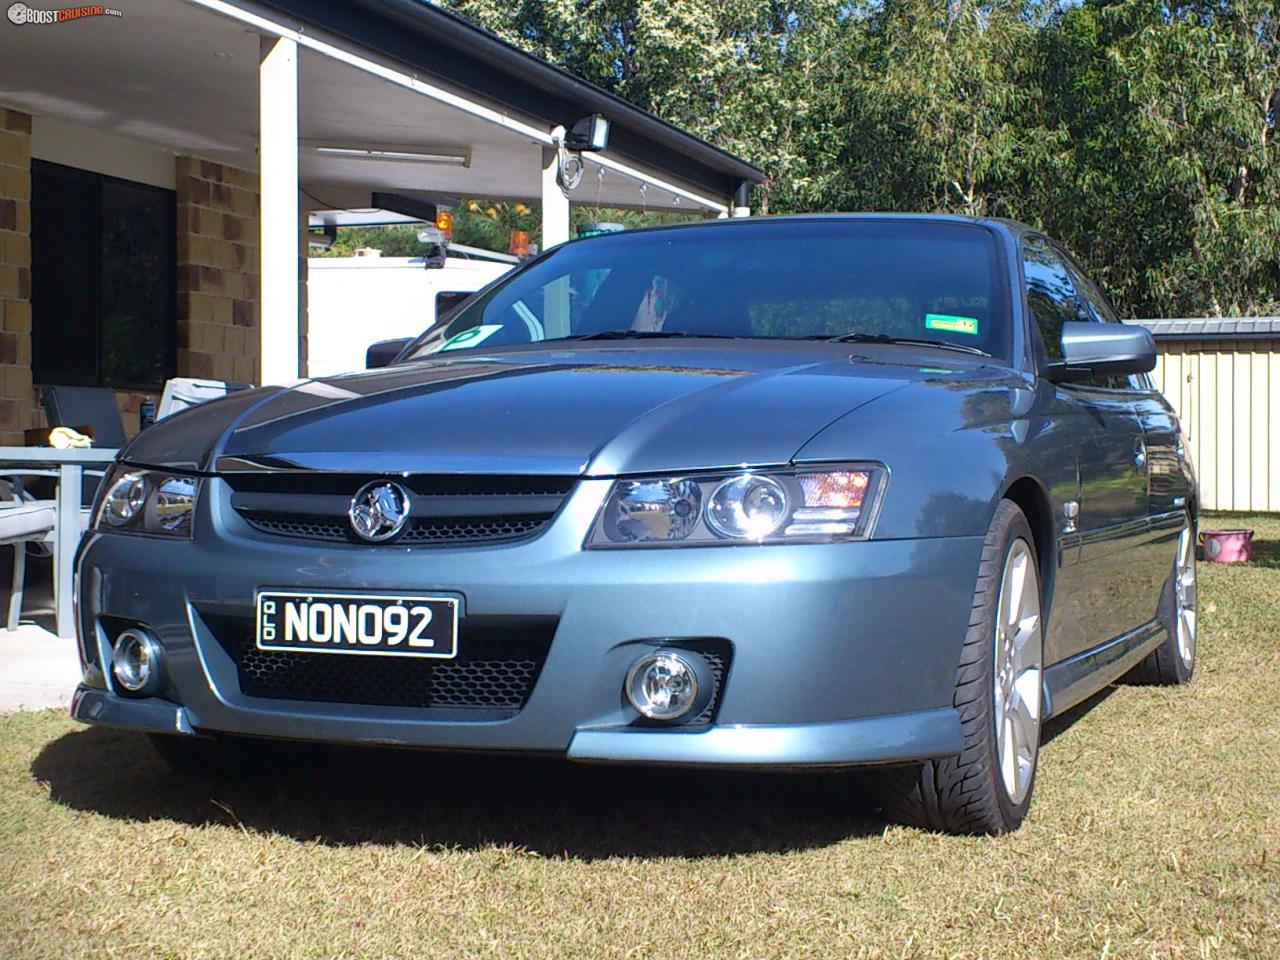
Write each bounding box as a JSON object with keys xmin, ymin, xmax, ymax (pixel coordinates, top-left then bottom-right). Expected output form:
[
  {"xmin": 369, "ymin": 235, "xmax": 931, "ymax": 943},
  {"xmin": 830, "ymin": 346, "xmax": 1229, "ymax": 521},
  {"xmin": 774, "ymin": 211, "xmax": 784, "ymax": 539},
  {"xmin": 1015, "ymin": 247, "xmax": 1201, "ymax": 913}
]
[
  {"xmin": 1044, "ymin": 321, "xmax": 1156, "ymax": 383},
  {"xmin": 365, "ymin": 337, "xmax": 413, "ymax": 369}
]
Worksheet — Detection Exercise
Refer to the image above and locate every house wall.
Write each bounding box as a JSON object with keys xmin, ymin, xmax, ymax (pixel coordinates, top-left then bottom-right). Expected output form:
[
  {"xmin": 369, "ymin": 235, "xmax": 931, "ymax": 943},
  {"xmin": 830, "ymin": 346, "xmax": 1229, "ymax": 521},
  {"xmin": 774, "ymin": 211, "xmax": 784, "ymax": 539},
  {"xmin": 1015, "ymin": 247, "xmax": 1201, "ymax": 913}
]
[
  {"xmin": 29, "ymin": 116, "xmax": 180, "ymax": 438},
  {"xmin": 175, "ymin": 157, "xmax": 261, "ymax": 389},
  {"xmin": 1151, "ymin": 339, "xmax": 1280, "ymax": 513},
  {"xmin": 0, "ymin": 108, "xmax": 32, "ymax": 446},
  {"xmin": 0, "ymin": 110, "xmax": 267, "ymax": 444}
]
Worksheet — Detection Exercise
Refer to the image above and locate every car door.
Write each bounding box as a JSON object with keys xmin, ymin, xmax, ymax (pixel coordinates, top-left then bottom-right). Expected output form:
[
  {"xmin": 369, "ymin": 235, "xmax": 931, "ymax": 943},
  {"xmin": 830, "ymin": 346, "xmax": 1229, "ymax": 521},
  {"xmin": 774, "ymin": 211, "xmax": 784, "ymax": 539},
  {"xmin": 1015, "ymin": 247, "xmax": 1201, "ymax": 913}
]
[
  {"xmin": 1022, "ymin": 235, "xmax": 1152, "ymax": 658},
  {"xmin": 1061, "ymin": 252, "xmax": 1182, "ymax": 623}
]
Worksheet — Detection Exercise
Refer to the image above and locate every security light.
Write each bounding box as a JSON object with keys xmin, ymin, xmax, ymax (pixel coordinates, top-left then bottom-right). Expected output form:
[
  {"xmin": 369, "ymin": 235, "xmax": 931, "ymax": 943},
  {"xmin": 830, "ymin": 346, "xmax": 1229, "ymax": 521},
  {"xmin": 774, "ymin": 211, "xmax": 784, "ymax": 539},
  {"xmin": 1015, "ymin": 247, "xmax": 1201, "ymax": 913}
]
[{"xmin": 564, "ymin": 114, "xmax": 610, "ymax": 152}]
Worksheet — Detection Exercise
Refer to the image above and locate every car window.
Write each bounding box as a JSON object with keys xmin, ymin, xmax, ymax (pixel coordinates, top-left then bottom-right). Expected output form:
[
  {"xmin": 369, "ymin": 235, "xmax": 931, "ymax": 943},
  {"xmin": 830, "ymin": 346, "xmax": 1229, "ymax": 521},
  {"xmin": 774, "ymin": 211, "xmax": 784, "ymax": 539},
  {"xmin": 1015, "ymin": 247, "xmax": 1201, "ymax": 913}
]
[
  {"xmin": 403, "ymin": 220, "xmax": 1012, "ymax": 360},
  {"xmin": 435, "ymin": 291, "xmax": 473, "ymax": 319},
  {"xmin": 1021, "ymin": 235, "xmax": 1082, "ymax": 362}
]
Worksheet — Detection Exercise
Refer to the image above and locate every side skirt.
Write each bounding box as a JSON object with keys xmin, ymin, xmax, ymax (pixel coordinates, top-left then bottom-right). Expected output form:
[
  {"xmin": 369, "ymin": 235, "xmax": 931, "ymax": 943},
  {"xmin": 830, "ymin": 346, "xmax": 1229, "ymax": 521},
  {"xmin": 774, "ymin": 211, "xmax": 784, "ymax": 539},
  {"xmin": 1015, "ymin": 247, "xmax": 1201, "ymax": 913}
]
[{"xmin": 1042, "ymin": 620, "xmax": 1166, "ymax": 720}]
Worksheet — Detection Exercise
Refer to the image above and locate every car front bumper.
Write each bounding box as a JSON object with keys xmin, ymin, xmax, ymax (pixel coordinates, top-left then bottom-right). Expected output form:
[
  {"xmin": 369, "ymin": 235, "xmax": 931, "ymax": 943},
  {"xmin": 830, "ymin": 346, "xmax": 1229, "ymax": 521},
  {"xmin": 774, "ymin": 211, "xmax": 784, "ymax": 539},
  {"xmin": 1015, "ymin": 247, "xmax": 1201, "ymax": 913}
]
[{"xmin": 73, "ymin": 478, "xmax": 981, "ymax": 768}]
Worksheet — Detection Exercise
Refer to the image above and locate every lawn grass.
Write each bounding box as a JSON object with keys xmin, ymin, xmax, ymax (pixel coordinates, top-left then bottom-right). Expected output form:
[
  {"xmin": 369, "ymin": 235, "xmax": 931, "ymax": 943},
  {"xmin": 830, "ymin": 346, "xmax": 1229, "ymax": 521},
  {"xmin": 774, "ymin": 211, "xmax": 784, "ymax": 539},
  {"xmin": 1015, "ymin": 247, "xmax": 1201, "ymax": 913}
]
[{"xmin": 1, "ymin": 514, "xmax": 1277, "ymax": 959}]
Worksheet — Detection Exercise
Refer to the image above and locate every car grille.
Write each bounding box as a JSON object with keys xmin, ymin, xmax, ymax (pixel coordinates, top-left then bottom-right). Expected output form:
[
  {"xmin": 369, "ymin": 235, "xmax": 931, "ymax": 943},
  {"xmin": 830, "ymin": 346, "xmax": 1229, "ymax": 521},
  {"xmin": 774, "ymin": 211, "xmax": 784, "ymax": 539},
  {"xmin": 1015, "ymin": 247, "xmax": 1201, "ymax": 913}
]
[
  {"xmin": 677, "ymin": 640, "xmax": 732, "ymax": 727},
  {"xmin": 205, "ymin": 613, "xmax": 556, "ymax": 718},
  {"xmin": 241, "ymin": 513, "xmax": 550, "ymax": 544},
  {"xmin": 224, "ymin": 473, "xmax": 575, "ymax": 547}
]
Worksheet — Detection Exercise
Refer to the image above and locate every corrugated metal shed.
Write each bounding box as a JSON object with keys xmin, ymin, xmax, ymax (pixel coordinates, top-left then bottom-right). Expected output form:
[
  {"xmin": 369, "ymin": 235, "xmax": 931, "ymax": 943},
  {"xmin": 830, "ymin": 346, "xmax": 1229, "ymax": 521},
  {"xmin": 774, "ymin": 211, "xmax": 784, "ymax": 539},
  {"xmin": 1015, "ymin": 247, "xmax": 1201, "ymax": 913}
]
[
  {"xmin": 1134, "ymin": 318, "xmax": 1280, "ymax": 513},
  {"xmin": 1135, "ymin": 317, "xmax": 1280, "ymax": 340}
]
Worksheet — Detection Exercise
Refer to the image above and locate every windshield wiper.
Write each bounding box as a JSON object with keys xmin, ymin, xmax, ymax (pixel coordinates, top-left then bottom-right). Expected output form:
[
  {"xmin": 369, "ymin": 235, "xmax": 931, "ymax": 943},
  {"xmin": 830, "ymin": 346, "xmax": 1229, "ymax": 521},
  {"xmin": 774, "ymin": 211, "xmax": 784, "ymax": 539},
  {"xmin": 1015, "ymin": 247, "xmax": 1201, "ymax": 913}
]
[
  {"xmin": 561, "ymin": 330, "xmax": 738, "ymax": 341},
  {"xmin": 815, "ymin": 333, "xmax": 992, "ymax": 357}
]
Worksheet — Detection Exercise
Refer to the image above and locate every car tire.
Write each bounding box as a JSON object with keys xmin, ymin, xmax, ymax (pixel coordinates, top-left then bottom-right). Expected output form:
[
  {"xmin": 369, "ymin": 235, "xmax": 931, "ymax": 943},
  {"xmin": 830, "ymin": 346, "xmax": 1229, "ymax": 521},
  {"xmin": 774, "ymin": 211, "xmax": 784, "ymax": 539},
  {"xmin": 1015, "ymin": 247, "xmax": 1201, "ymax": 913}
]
[
  {"xmin": 876, "ymin": 499, "xmax": 1045, "ymax": 835},
  {"xmin": 1123, "ymin": 512, "xmax": 1197, "ymax": 686}
]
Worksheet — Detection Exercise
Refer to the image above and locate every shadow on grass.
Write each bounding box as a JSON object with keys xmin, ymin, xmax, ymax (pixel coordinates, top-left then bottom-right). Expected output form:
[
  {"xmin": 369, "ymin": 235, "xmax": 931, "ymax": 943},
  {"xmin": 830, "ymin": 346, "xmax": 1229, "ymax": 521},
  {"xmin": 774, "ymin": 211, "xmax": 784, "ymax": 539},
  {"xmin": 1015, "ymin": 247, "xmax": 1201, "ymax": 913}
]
[
  {"xmin": 1040, "ymin": 686, "xmax": 1116, "ymax": 746},
  {"xmin": 30, "ymin": 726, "xmax": 885, "ymax": 859},
  {"xmin": 1245, "ymin": 537, "xmax": 1280, "ymax": 569}
]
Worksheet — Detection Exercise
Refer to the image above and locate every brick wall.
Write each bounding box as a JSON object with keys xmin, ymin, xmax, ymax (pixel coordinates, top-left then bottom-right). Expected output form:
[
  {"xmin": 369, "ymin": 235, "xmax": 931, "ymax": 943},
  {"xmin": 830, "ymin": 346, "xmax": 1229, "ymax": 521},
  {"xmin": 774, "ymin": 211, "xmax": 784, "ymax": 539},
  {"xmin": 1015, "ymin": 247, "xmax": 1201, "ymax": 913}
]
[
  {"xmin": 114, "ymin": 390, "xmax": 151, "ymax": 439},
  {"xmin": 0, "ymin": 131, "xmax": 265, "ymax": 445},
  {"xmin": 176, "ymin": 157, "xmax": 260, "ymax": 387},
  {"xmin": 0, "ymin": 108, "xmax": 31, "ymax": 445}
]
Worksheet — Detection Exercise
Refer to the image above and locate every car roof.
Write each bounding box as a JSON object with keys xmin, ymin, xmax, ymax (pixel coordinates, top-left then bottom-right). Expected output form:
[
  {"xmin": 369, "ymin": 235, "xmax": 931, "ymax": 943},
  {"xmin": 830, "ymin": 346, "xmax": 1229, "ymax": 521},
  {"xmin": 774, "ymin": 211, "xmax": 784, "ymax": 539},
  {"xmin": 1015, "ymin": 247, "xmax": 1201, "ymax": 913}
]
[{"xmin": 561, "ymin": 212, "xmax": 1033, "ymax": 245}]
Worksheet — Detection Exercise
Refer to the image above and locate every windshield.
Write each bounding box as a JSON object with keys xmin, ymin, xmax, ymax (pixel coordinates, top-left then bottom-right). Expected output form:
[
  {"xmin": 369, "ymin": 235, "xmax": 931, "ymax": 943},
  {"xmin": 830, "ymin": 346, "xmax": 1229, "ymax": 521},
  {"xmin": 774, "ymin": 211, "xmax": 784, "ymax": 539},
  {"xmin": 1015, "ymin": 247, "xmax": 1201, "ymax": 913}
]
[{"xmin": 403, "ymin": 219, "xmax": 1010, "ymax": 360}]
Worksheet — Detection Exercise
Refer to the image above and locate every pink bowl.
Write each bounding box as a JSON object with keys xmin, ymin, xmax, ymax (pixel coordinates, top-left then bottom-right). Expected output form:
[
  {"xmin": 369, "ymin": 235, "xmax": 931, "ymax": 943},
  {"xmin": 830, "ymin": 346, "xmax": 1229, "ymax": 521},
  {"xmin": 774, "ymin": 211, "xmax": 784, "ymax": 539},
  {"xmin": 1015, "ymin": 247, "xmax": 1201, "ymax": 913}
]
[{"xmin": 1200, "ymin": 529, "xmax": 1254, "ymax": 563}]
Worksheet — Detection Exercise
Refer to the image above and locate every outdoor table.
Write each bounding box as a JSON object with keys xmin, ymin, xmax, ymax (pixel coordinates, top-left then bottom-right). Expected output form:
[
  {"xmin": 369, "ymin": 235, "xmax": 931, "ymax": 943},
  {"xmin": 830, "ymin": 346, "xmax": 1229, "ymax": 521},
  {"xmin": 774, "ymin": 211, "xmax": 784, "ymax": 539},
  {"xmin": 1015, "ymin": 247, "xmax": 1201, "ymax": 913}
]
[{"xmin": 0, "ymin": 447, "xmax": 120, "ymax": 638}]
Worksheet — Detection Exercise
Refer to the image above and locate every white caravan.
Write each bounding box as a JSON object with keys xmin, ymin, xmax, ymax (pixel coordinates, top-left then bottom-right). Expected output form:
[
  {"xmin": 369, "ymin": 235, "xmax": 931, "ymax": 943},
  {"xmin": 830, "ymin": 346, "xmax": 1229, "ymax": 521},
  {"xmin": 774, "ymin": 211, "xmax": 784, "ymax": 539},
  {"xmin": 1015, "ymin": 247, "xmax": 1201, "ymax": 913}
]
[{"xmin": 306, "ymin": 251, "xmax": 514, "ymax": 377}]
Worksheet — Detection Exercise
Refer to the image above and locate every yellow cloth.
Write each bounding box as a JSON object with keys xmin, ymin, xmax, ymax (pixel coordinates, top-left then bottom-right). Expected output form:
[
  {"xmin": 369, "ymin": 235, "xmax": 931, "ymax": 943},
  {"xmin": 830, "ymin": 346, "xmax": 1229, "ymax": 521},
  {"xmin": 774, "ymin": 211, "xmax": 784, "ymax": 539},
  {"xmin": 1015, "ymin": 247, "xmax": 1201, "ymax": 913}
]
[{"xmin": 49, "ymin": 426, "xmax": 92, "ymax": 449}]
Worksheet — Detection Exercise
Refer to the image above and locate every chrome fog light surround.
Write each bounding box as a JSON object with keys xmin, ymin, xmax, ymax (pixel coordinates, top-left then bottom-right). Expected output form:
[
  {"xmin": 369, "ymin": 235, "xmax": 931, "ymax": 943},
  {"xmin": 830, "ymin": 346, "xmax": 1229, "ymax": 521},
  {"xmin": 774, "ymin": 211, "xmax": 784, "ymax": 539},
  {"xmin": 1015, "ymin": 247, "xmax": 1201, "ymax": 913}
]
[
  {"xmin": 110, "ymin": 628, "xmax": 164, "ymax": 696},
  {"xmin": 624, "ymin": 649, "xmax": 714, "ymax": 723}
]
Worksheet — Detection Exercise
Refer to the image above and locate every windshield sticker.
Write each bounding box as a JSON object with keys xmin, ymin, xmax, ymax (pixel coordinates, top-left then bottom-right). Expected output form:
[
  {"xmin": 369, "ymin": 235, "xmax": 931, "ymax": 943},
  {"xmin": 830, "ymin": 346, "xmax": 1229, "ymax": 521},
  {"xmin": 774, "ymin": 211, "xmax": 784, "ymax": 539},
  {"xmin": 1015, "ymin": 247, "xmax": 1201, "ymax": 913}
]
[
  {"xmin": 925, "ymin": 313, "xmax": 979, "ymax": 336},
  {"xmin": 436, "ymin": 325, "xmax": 503, "ymax": 352}
]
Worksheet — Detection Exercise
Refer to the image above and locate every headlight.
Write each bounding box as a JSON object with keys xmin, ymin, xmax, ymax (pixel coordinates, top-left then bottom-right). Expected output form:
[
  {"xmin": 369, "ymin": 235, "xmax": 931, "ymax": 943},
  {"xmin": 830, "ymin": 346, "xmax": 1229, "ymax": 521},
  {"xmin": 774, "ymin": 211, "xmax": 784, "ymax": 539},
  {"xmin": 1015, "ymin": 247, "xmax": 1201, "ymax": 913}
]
[
  {"xmin": 93, "ymin": 466, "xmax": 200, "ymax": 539},
  {"xmin": 587, "ymin": 464, "xmax": 886, "ymax": 547},
  {"xmin": 706, "ymin": 474, "xmax": 788, "ymax": 539},
  {"xmin": 611, "ymin": 479, "xmax": 702, "ymax": 543}
]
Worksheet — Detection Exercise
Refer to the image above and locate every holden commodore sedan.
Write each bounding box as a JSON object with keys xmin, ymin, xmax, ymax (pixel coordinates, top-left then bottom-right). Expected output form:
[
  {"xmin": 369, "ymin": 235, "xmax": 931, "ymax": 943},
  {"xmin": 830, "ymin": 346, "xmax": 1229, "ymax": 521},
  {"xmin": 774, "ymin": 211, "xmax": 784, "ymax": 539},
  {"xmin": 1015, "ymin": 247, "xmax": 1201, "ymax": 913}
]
[{"xmin": 73, "ymin": 215, "xmax": 1197, "ymax": 834}]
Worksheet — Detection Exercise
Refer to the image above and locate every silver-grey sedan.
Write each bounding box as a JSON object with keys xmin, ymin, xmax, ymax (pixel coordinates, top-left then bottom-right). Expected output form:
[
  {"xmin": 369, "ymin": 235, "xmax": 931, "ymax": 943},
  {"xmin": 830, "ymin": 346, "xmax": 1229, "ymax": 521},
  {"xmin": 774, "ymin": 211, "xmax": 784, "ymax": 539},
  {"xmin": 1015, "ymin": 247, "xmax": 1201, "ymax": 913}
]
[{"xmin": 73, "ymin": 215, "xmax": 1197, "ymax": 834}]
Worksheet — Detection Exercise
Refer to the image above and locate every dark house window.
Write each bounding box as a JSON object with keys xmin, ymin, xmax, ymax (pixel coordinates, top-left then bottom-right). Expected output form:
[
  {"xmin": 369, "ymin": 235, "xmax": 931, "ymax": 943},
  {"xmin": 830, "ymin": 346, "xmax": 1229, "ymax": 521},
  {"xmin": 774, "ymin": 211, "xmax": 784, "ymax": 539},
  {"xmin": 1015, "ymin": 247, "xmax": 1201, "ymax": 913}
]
[{"xmin": 30, "ymin": 160, "xmax": 176, "ymax": 391}]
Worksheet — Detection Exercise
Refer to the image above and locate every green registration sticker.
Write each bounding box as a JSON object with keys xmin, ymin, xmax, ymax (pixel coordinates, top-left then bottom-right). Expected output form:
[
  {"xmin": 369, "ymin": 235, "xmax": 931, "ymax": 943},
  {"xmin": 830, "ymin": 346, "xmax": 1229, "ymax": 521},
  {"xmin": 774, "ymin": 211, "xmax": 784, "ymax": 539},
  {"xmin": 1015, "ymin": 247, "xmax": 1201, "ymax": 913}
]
[
  {"xmin": 434, "ymin": 324, "xmax": 503, "ymax": 352},
  {"xmin": 925, "ymin": 314, "xmax": 979, "ymax": 336}
]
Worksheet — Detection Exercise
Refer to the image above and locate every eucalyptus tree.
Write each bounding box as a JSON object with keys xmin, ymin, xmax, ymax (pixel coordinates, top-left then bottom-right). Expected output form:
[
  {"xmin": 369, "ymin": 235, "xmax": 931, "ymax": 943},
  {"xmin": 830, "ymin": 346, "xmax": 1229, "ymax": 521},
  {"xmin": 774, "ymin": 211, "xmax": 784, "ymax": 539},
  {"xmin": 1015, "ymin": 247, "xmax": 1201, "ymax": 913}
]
[
  {"xmin": 441, "ymin": 0, "xmax": 845, "ymax": 211},
  {"xmin": 819, "ymin": 0, "xmax": 1051, "ymax": 220},
  {"xmin": 441, "ymin": 0, "xmax": 1280, "ymax": 318},
  {"xmin": 1039, "ymin": 0, "xmax": 1280, "ymax": 316}
]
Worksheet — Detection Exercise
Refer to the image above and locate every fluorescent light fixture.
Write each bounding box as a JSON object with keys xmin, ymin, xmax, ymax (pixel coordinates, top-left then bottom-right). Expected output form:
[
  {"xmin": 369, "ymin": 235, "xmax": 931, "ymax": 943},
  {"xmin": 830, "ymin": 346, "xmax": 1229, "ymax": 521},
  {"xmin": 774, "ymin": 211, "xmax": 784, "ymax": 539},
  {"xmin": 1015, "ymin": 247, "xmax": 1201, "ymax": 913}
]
[{"xmin": 310, "ymin": 144, "xmax": 470, "ymax": 167}]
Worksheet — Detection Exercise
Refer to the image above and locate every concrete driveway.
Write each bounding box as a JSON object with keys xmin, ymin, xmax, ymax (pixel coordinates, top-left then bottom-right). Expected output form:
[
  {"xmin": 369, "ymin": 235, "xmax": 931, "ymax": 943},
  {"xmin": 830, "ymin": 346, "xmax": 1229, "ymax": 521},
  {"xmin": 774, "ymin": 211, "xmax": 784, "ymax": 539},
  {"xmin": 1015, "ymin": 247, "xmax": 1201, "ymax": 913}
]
[
  {"xmin": 1, "ymin": 556, "xmax": 79, "ymax": 713},
  {"xmin": 0, "ymin": 624, "xmax": 80, "ymax": 713}
]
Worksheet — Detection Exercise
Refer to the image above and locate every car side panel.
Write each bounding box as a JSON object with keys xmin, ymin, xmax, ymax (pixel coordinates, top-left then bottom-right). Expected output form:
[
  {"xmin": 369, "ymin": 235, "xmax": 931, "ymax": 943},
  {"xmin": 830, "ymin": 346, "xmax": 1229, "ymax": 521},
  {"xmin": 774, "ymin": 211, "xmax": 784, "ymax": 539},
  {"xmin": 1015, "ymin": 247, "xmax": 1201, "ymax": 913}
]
[
  {"xmin": 1056, "ymin": 383, "xmax": 1157, "ymax": 649},
  {"xmin": 793, "ymin": 373, "xmax": 1118, "ymax": 669},
  {"xmin": 1133, "ymin": 386, "xmax": 1193, "ymax": 518}
]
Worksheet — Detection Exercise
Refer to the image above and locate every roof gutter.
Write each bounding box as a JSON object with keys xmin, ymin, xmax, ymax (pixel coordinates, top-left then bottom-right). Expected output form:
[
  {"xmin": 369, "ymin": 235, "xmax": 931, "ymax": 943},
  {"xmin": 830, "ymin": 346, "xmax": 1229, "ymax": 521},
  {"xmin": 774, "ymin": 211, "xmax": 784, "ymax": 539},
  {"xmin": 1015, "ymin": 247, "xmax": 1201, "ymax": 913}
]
[{"xmin": 262, "ymin": 0, "xmax": 765, "ymax": 187}]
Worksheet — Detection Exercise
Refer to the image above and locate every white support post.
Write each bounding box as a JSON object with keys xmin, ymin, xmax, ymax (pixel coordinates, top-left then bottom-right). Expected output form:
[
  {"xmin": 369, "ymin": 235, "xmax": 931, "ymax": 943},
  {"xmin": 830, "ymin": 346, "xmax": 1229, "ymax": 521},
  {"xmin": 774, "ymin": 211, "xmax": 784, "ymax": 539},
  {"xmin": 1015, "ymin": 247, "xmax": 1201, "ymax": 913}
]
[
  {"xmin": 259, "ymin": 35, "xmax": 300, "ymax": 384},
  {"xmin": 541, "ymin": 145, "xmax": 571, "ymax": 251}
]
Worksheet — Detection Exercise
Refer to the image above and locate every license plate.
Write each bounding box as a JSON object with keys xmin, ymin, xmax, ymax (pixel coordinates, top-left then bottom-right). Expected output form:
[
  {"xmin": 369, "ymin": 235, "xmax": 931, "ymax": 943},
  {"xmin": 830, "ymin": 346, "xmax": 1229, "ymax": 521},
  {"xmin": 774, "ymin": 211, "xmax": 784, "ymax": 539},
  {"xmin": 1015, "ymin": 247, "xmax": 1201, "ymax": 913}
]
[{"xmin": 255, "ymin": 591, "xmax": 459, "ymax": 658}]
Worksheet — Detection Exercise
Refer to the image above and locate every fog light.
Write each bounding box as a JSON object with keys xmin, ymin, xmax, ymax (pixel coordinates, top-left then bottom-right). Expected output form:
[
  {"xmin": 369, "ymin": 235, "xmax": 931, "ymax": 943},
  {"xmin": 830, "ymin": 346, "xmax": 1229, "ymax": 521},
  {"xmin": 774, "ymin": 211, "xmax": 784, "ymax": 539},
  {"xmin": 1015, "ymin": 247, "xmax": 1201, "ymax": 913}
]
[
  {"xmin": 624, "ymin": 649, "xmax": 712, "ymax": 722},
  {"xmin": 111, "ymin": 628, "xmax": 163, "ymax": 696}
]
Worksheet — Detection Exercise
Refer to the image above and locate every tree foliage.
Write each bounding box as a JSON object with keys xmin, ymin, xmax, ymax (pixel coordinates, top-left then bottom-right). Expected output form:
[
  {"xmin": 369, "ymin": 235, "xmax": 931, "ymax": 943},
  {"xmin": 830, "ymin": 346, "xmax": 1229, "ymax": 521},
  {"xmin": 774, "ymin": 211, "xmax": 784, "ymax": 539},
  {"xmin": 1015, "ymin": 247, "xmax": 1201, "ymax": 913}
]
[{"xmin": 432, "ymin": 0, "xmax": 1280, "ymax": 317}]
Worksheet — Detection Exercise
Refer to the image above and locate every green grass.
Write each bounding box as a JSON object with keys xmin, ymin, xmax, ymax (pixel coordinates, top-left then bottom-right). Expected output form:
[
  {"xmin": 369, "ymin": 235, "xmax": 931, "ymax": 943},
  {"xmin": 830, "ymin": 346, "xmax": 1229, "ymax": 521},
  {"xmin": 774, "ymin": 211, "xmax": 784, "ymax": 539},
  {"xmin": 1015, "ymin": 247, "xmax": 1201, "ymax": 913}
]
[{"xmin": 2, "ymin": 514, "xmax": 1278, "ymax": 959}]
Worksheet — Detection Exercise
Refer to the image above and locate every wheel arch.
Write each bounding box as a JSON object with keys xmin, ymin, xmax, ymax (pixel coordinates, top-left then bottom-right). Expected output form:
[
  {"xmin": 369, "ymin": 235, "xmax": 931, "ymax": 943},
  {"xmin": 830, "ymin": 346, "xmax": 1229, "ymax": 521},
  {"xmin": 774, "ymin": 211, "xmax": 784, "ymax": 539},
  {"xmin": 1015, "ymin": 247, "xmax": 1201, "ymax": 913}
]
[{"xmin": 1000, "ymin": 476, "xmax": 1056, "ymax": 618}]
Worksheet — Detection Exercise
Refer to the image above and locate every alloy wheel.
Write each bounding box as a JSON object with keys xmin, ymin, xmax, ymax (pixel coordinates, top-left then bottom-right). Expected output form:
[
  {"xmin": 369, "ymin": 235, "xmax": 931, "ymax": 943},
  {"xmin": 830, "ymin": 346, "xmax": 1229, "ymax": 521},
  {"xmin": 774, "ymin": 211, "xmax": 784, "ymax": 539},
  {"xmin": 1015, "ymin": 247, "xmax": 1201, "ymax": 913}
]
[
  {"xmin": 1175, "ymin": 524, "xmax": 1197, "ymax": 670},
  {"xmin": 993, "ymin": 538, "xmax": 1043, "ymax": 806}
]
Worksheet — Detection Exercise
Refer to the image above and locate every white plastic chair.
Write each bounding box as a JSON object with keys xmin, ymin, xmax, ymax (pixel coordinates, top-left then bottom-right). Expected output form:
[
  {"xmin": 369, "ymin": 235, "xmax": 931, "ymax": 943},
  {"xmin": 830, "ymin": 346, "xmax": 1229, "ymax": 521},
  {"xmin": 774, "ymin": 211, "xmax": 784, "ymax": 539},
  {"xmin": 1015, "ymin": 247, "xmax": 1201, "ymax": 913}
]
[
  {"xmin": 0, "ymin": 478, "xmax": 56, "ymax": 631},
  {"xmin": 158, "ymin": 378, "xmax": 249, "ymax": 420}
]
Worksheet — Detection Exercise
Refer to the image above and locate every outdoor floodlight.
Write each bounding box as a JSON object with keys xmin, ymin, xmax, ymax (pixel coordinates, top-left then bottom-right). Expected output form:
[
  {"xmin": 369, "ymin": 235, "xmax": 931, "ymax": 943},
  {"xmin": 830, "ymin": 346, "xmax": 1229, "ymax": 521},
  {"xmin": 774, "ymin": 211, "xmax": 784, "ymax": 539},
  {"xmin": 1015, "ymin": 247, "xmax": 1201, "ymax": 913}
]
[{"xmin": 564, "ymin": 114, "xmax": 610, "ymax": 152}]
